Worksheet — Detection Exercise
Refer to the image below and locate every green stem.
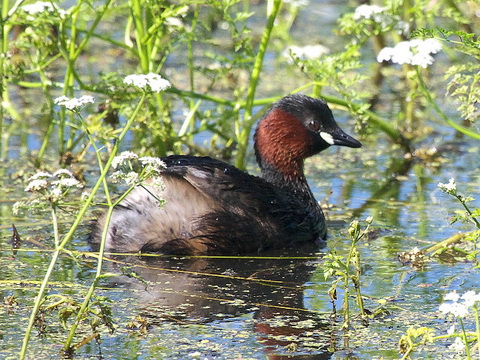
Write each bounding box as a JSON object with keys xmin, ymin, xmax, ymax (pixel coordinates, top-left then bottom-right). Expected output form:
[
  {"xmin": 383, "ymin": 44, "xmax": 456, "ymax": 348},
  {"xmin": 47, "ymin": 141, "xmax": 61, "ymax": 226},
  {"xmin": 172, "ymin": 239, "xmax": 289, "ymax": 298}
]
[
  {"xmin": 416, "ymin": 67, "xmax": 480, "ymax": 140},
  {"xmin": 457, "ymin": 195, "xmax": 480, "ymax": 229},
  {"xmin": 475, "ymin": 305, "xmax": 480, "ymax": 360},
  {"xmin": 235, "ymin": 0, "xmax": 282, "ymax": 169},
  {"xmin": 57, "ymin": 0, "xmax": 113, "ymax": 156},
  {"xmin": 19, "ymin": 95, "xmax": 146, "ymax": 359},
  {"xmin": 423, "ymin": 232, "xmax": 469, "ymax": 254},
  {"xmin": 0, "ymin": 0, "xmax": 23, "ymax": 157},
  {"xmin": 63, "ymin": 95, "xmax": 146, "ymax": 350},
  {"xmin": 63, "ymin": 207, "xmax": 113, "ymax": 353},
  {"xmin": 0, "ymin": 1, "xmax": 5, "ymax": 159},
  {"xmin": 130, "ymin": 0, "xmax": 149, "ymax": 71},
  {"xmin": 63, "ymin": 110, "xmax": 113, "ymax": 351},
  {"xmin": 460, "ymin": 318, "xmax": 472, "ymax": 359},
  {"xmin": 51, "ymin": 208, "xmax": 59, "ymax": 248},
  {"xmin": 343, "ymin": 285, "xmax": 350, "ymax": 329},
  {"xmin": 34, "ymin": 61, "xmax": 57, "ymax": 166}
]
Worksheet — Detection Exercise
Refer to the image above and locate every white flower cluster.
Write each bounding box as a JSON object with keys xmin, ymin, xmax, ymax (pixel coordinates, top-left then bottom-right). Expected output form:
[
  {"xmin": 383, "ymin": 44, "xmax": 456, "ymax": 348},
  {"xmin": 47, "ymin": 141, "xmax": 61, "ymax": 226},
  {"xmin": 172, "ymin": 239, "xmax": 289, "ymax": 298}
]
[
  {"xmin": 110, "ymin": 151, "xmax": 166, "ymax": 190},
  {"xmin": 353, "ymin": 4, "xmax": 386, "ymax": 20},
  {"xmin": 440, "ymin": 291, "xmax": 480, "ymax": 353},
  {"xmin": 24, "ymin": 171, "xmax": 50, "ymax": 192},
  {"xmin": 123, "ymin": 73, "xmax": 171, "ymax": 93},
  {"xmin": 111, "ymin": 151, "xmax": 139, "ymax": 169},
  {"xmin": 139, "ymin": 156, "xmax": 166, "ymax": 171},
  {"xmin": 352, "ymin": 5, "xmax": 409, "ymax": 34},
  {"xmin": 14, "ymin": 169, "xmax": 83, "ymax": 214},
  {"xmin": 377, "ymin": 39, "xmax": 442, "ymax": 68},
  {"xmin": 437, "ymin": 178, "xmax": 457, "ymax": 194},
  {"xmin": 54, "ymin": 95, "xmax": 95, "ymax": 110},
  {"xmin": 448, "ymin": 337, "xmax": 465, "ymax": 352},
  {"xmin": 283, "ymin": 44, "xmax": 330, "ymax": 64},
  {"xmin": 24, "ymin": 170, "xmax": 83, "ymax": 193},
  {"xmin": 22, "ymin": 1, "xmax": 66, "ymax": 16},
  {"xmin": 439, "ymin": 290, "xmax": 480, "ymax": 318}
]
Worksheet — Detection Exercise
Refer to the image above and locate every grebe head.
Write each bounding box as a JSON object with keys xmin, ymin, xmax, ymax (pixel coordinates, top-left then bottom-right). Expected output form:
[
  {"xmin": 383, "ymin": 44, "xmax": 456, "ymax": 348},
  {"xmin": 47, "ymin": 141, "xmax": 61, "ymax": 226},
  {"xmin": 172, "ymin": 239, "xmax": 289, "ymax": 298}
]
[{"xmin": 254, "ymin": 94, "xmax": 362, "ymax": 179}]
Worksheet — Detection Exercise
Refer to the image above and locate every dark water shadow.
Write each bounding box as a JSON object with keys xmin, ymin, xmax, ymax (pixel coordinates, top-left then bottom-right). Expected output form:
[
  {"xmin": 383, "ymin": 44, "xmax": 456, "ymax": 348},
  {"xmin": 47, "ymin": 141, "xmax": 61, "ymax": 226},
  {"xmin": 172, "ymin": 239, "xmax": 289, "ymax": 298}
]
[{"xmin": 100, "ymin": 243, "xmax": 333, "ymax": 359}]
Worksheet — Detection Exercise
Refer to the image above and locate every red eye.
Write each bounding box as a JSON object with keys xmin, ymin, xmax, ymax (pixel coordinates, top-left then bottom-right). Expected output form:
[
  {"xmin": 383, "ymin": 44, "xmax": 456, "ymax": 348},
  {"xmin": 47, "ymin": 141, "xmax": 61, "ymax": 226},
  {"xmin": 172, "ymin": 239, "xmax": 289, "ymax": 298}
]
[{"xmin": 308, "ymin": 120, "xmax": 320, "ymax": 132}]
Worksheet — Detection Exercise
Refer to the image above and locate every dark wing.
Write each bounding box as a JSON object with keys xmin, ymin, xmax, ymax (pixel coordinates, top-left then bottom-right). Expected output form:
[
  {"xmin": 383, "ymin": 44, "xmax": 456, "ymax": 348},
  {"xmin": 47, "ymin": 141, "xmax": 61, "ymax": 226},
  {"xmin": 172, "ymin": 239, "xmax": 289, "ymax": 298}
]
[
  {"xmin": 153, "ymin": 155, "xmax": 318, "ymax": 254},
  {"xmin": 95, "ymin": 155, "xmax": 321, "ymax": 255}
]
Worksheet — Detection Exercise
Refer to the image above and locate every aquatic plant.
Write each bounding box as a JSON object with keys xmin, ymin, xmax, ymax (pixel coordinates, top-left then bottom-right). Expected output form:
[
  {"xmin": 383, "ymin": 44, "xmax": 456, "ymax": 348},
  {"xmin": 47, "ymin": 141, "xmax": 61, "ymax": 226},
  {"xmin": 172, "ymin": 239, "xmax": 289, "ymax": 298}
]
[
  {"xmin": 436, "ymin": 178, "xmax": 480, "ymax": 263},
  {"xmin": 324, "ymin": 217, "xmax": 373, "ymax": 329},
  {"xmin": 14, "ymin": 85, "xmax": 167, "ymax": 358}
]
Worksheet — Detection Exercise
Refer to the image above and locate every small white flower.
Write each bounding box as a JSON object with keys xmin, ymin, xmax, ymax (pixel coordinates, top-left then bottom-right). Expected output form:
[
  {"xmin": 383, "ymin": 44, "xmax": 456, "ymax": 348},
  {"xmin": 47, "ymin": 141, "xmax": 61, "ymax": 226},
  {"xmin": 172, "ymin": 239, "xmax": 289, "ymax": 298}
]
[
  {"xmin": 444, "ymin": 291, "xmax": 460, "ymax": 302},
  {"xmin": 353, "ymin": 5, "xmax": 386, "ymax": 20},
  {"xmin": 140, "ymin": 156, "xmax": 166, "ymax": 169},
  {"xmin": 395, "ymin": 21, "xmax": 410, "ymax": 35},
  {"xmin": 124, "ymin": 172, "xmax": 139, "ymax": 186},
  {"xmin": 111, "ymin": 151, "xmax": 139, "ymax": 169},
  {"xmin": 439, "ymin": 302, "xmax": 469, "ymax": 318},
  {"xmin": 79, "ymin": 95, "xmax": 95, "ymax": 104},
  {"xmin": 145, "ymin": 73, "xmax": 171, "ymax": 93},
  {"xmin": 22, "ymin": 1, "xmax": 66, "ymax": 16},
  {"xmin": 377, "ymin": 39, "xmax": 442, "ymax": 68},
  {"xmin": 110, "ymin": 171, "xmax": 123, "ymax": 183},
  {"xmin": 81, "ymin": 190, "xmax": 90, "ymax": 201},
  {"xmin": 422, "ymin": 38, "xmax": 443, "ymax": 54},
  {"xmin": 123, "ymin": 75, "xmax": 148, "ymax": 88},
  {"xmin": 438, "ymin": 178, "xmax": 456, "ymax": 194},
  {"xmin": 53, "ymin": 178, "xmax": 83, "ymax": 189},
  {"xmin": 149, "ymin": 177, "xmax": 165, "ymax": 193},
  {"xmin": 164, "ymin": 17, "xmax": 183, "ymax": 28},
  {"xmin": 461, "ymin": 290, "xmax": 480, "ymax": 307},
  {"xmin": 28, "ymin": 171, "xmax": 52, "ymax": 181},
  {"xmin": 12, "ymin": 201, "xmax": 24, "ymax": 215},
  {"xmin": 377, "ymin": 47, "xmax": 395, "ymax": 63},
  {"xmin": 50, "ymin": 186, "xmax": 64, "ymax": 201},
  {"xmin": 25, "ymin": 179, "xmax": 48, "ymax": 192},
  {"xmin": 352, "ymin": 5, "xmax": 408, "ymax": 34},
  {"xmin": 123, "ymin": 73, "xmax": 171, "ymax": 93},
  {"xmin": 283, "ymin": 44, "xmax": 330, "ymax": 64},
  {"xmin": 448, "ymin": 337, "xmax": 465, "ymax": 351},
  {"xmin": 447, "ymin": 324, "xmax": 455, "ymax": 335},
  {"xmin": 54, "ymin": 95, "xmax": 95, "ymax": 110},
  {"xmin": 410, "ymin": 52, "xmax": 435, "ymax": 68}
]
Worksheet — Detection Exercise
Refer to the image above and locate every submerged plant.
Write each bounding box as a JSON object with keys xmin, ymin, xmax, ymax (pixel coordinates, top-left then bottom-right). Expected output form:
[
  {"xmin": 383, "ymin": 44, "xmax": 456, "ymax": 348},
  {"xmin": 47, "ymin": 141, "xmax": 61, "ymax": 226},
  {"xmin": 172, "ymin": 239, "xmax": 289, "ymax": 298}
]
[{"xmin": 324, "ymin": 217, "xmax": 373, "ymax": 329}]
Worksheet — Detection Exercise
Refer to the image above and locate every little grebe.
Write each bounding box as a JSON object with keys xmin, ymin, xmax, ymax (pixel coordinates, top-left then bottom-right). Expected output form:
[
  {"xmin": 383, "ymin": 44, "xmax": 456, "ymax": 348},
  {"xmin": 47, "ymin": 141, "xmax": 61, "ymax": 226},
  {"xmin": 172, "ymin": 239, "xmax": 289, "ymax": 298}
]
[{"xmin": 94, "ymin": 94, "xmax": 361, "ymax": 255}]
